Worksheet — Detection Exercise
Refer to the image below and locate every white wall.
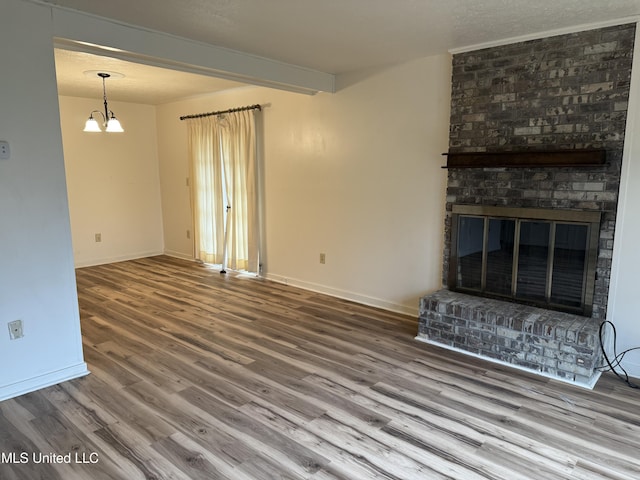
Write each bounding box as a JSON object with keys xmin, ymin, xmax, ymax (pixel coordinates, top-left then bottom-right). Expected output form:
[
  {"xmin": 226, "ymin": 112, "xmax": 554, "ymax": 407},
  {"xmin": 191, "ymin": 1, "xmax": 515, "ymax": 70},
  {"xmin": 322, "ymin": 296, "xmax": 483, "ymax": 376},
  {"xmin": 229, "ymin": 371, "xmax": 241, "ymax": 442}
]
[
  {"xmin": 155, "ymin": 97, "xmax": 194, "ymax": 260},
  {"xmin": 0, "ymin": 0, "xmax": 87, "ymax": 401},
  {"xmin": 157, "ymin": 55, "xmax": 452, "ymax": 314},
  {"xmin": 59, "ymin": 96, "xmax": 164, "ymax": 267},
  {"xmin": 608, "ymin": 23, "xmax": 640, "ymax": 379}
]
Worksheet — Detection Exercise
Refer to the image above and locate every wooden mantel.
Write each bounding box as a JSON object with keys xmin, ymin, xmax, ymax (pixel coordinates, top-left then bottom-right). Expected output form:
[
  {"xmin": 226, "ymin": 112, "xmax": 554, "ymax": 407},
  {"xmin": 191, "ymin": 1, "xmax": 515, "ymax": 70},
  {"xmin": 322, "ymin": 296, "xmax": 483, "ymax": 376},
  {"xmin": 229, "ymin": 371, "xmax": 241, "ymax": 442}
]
[{"xmin": 442, "ymin": 149, "xmax": 606, "ymax": 169}]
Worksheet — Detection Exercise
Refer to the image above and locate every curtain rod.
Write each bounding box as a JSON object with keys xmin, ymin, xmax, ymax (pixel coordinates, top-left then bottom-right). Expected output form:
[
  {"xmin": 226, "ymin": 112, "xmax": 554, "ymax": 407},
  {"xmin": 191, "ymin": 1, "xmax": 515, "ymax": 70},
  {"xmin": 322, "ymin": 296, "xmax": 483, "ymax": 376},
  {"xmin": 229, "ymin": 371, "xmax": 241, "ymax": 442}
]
[{"xmin": 179, "ymin": 104, "xmax": 261, "ymax": 121}]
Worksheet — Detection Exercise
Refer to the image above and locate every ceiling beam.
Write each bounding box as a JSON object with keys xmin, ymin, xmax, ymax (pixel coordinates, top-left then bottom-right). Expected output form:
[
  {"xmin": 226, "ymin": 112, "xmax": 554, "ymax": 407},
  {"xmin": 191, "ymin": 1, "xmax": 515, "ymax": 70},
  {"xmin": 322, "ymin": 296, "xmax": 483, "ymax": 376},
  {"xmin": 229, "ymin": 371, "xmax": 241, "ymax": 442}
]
[{"xmin": 50, "ymin": 7, "xmax": 335, "ymax": 95}]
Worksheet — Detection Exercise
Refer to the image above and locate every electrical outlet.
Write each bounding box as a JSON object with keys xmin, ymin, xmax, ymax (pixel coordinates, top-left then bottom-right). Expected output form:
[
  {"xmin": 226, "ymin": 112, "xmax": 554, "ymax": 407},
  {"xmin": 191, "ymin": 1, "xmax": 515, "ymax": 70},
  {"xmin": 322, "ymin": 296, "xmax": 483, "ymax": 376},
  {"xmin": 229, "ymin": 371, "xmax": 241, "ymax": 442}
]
[
  {"xmin": 8, "ymin": 320, "xmax": 23, "ymax": 340},
  {"xmin": 0, "ymin": 141, "xmax": 9, "ymax": 160},
  {"xmin": 186, "ymin": 229, "xmax": 191, "ymax": 239},
  {"xmin": 320, "ymin": 253, "xmax": 326, "ymax": 264},
  {"xmin": 95, "ymin": 233, "xmax": 102, "ymax": 242}
]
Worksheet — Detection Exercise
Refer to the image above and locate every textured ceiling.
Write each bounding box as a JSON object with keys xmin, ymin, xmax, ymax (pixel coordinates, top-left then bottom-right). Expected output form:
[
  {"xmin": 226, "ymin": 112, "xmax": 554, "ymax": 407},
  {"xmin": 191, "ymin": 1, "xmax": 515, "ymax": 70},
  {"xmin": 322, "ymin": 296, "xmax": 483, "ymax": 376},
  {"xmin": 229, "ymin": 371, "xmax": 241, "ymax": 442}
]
[
  {"xmin": 54, "ymin": 49, "xmax": 248, "ymax": 104},
  {"xmin": 47, "ymin": 0, "xmax": 640, "ymax": 104}
]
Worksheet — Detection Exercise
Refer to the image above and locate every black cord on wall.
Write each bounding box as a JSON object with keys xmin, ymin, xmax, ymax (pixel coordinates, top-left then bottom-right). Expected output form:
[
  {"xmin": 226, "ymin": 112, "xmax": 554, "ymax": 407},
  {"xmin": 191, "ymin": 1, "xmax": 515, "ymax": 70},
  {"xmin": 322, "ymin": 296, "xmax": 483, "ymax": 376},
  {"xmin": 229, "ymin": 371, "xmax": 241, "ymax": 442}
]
[{"xmin": 598, "ymin": 321, "xmax": 639, "ymax": 389}]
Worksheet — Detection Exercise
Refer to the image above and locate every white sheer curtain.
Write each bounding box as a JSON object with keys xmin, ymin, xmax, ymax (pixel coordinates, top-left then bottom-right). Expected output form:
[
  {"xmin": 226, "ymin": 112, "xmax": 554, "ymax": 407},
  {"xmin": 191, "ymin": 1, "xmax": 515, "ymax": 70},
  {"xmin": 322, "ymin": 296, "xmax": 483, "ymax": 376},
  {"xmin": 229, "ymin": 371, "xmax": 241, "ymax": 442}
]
[
  {"xmin": 187, "ymin": 116, "xmax": 225, "ymax": 265},
  {"xmin": 220, "ymin": 109, "xmax": 259, "ymax": 272},
  {"xmin": 186, "ymin": 109, "xmax": 259, "ymax": 273}
]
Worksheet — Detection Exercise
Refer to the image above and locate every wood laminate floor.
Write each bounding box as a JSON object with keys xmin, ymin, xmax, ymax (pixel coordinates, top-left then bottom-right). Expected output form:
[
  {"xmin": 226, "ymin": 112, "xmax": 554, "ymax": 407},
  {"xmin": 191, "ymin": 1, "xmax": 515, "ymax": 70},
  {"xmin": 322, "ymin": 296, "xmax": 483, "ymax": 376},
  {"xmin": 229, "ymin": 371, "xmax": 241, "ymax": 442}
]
[{"xmin": 1, "ymin": 255, "xmax": 639, "ymax": 479}]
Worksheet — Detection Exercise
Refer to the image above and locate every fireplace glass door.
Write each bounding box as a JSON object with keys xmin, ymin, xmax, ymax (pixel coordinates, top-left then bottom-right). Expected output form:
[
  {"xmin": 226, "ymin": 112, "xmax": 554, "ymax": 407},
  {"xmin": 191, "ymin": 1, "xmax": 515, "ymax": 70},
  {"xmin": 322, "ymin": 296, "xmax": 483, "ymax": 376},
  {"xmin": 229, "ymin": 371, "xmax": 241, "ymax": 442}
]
[
  {"xmin": 450, "ymin": 206, "xmax": 600, "ymax": 316},
  {"xmin": 516, "ymin": 220, "xmax": 551, "ymax": 302}
]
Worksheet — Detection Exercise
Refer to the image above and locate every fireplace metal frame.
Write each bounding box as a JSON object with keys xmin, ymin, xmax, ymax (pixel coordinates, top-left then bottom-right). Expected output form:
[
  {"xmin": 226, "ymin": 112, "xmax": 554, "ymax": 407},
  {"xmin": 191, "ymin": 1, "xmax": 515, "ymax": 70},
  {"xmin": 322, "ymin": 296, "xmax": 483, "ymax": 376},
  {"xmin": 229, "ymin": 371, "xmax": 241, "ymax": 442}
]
[{"xmin": 449, "ymin": 205, "xmax": 601, "ymax": 316}]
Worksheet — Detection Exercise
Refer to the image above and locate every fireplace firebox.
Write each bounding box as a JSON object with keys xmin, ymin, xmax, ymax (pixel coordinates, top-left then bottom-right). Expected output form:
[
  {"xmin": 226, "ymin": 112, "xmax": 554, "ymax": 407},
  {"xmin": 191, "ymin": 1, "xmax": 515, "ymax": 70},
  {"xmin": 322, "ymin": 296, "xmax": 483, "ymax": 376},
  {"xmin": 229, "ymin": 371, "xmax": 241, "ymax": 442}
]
[{"xmin": 448, "ymin": 205, "xmax": 600, "ymax": 316}]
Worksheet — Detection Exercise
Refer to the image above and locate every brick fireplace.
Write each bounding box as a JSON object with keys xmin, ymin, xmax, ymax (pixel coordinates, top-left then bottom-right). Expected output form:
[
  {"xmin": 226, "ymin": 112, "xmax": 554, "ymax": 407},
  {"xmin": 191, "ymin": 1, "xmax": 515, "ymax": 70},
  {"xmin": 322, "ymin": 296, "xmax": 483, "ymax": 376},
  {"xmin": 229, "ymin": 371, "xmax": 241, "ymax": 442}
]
[{"xmin": 417, "ymin": 23, "xmax": 636, "ymax": 387}]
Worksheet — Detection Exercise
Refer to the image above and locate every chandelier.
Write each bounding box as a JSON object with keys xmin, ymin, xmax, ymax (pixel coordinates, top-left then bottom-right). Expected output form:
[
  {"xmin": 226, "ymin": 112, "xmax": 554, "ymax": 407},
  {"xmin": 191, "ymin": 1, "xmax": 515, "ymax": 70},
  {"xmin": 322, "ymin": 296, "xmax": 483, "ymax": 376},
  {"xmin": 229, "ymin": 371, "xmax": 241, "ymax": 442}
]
[{"xmin": 83, "ymin": 72, "xmax": 124, "ymax": 133}]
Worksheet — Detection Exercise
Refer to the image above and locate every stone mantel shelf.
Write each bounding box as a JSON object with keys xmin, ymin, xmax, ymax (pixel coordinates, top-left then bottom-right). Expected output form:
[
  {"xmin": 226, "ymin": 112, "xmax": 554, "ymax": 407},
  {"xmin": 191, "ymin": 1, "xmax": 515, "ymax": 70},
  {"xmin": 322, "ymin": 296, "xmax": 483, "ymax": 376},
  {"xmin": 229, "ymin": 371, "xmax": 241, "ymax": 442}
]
[{"xmin": 442, "ymin": 149, "xmax": 607, "ymax": 169}]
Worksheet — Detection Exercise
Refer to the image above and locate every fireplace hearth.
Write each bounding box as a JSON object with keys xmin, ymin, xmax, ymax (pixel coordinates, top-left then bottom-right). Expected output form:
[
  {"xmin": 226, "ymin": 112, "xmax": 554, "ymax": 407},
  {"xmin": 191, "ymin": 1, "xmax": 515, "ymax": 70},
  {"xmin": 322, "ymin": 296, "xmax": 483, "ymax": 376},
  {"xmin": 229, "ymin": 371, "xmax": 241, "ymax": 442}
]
[{"xmin": 416, "ymin": 289, "xmax": 602, "ymax": 388}]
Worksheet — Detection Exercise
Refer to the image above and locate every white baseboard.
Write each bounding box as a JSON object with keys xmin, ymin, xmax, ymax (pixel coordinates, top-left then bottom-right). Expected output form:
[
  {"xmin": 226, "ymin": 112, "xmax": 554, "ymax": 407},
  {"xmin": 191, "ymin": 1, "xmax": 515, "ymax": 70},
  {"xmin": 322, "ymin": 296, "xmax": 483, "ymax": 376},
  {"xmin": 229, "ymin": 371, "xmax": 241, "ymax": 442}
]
[
  {"xmin": 74, "ymin": 250, "xmax": 164, "ymax": 268},
  {"xmin": 0, "ymin": 363, "xmax": 90, "ymax": 402},
  {"xmin": 163, "ymin": 250, "xmax": 194, "ymax": 261},
  {"xmin": 264, "ymin": 273, "xmax": 418, "ymax": 316},
  {"xmin": 415, "ymin": 336, "xmax": 601, "ymax": 390}
]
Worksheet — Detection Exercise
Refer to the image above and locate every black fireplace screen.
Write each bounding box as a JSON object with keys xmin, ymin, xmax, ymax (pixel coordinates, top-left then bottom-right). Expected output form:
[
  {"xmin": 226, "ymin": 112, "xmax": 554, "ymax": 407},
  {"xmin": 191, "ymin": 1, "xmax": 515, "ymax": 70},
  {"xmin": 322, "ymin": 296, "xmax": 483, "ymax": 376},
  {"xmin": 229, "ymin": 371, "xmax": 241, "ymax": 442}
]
[{"xmin": 449, "ymin": 206, "xmax": 600, "ymax": 316}]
